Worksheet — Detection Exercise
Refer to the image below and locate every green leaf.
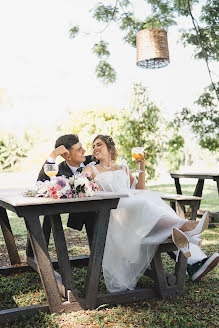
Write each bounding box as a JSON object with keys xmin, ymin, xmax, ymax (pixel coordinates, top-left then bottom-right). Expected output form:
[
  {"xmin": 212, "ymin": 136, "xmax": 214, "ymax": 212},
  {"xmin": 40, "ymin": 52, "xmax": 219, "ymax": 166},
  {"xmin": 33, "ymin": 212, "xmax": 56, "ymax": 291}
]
[
  {"xmin": 69, "ymin": 25, "xmax": 80, "ymax": 39},
  {"xmin": 92, "ymin": 40, "xmax": 110, "ymax": 58},
  {"xmin": 95, "ymin": 60, "xmax": 117, "ymax": 84}
]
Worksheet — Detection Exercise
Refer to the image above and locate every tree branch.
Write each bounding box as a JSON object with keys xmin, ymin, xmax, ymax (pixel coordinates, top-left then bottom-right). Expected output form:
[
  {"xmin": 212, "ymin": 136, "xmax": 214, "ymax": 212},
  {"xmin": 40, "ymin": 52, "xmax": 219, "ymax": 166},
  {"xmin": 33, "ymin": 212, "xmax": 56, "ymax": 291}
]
[{"xmin": 187, "ymin": 0, "xmax": 218, "ymax": 100}]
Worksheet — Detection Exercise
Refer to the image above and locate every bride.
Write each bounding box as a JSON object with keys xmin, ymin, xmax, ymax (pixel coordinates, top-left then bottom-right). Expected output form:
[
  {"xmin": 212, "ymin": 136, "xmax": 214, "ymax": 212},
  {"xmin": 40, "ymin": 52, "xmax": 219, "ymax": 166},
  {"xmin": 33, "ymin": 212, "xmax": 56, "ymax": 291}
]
[{"xmin": 83, "ymin": 135, "xmax": 209, "ymax": 293}]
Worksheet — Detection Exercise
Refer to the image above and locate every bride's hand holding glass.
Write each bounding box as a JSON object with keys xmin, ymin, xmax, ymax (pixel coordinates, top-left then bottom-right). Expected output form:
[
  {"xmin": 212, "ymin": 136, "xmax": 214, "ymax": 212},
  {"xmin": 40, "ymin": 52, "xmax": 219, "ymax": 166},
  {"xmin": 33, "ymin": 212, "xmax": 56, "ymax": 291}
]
[
  {"xmin": 131, "ymin": 147, "xmax": 145, "ymax": 173},
  {"xmin": 44, "ymin": 163, "xmax": 58, "ymax": 179}
]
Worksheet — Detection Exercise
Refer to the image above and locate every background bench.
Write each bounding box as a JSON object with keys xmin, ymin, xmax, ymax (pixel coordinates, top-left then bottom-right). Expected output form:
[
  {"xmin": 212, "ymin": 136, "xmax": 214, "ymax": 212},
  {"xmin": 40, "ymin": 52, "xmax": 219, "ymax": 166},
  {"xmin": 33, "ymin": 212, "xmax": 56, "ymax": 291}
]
[{"xmin": 159, "ymin": 193, "xmax": 201, "ymax": 220}]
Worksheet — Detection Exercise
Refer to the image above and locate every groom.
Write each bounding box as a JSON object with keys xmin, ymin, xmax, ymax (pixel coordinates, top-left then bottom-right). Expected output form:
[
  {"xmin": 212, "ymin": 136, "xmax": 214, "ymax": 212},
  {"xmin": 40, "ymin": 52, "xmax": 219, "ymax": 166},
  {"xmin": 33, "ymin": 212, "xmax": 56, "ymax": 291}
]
[
  {"xmin": 37, "ymin": 133, "xmax": 97, "ymax": 246},
  {"xmin": 38, "ymin": 133, "xmax": 218, "ymax": 282}
]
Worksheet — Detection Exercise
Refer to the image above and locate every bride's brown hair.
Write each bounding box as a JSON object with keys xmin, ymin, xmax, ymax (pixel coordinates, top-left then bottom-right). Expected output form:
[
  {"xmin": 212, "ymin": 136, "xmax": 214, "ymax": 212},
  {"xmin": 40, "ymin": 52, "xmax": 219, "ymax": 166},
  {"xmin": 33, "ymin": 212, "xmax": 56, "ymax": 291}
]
[{"xmin": 93, "ymin": 135, "xmax": 118, "ymax": 161}]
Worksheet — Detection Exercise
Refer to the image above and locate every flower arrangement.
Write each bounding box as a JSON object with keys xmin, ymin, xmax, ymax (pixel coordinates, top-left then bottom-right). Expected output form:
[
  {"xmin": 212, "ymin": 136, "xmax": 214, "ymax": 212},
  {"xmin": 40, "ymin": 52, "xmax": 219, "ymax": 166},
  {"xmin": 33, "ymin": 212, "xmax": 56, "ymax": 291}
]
[
  {"xmin": 70, "ymin": 172, "xmax": 99, "ymax": 198},
  {"xmin": 24, "ymin": 173, "xmax": 99, "ymax": 199}
]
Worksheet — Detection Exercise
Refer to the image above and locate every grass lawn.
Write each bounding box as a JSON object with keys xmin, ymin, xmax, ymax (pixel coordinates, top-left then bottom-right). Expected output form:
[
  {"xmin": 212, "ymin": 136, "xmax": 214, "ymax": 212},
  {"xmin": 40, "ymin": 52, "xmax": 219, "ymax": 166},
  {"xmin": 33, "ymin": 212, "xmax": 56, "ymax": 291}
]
[{"xmin": 0, "ymin": 184, "xmax": 218, "ymax": 328}]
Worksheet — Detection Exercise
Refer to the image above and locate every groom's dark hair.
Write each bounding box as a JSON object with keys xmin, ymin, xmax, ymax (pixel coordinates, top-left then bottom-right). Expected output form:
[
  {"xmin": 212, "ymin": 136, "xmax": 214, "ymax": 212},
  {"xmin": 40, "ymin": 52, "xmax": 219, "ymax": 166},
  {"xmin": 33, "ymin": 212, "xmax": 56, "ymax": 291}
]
[{"xmin": 55, "ymin": 134, "xmax": 79, "ymax": 150}]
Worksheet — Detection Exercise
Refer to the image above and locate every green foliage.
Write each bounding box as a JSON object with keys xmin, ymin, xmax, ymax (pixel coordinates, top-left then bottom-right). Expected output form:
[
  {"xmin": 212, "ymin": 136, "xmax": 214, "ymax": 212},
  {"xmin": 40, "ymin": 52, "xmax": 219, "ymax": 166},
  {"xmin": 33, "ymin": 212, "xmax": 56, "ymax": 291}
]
[
  {"xmin": 0, "ymin": 134, "xmax": 31, "ymax": 171},
  {"xmin": 58, "ymin": 83, "xmax": 164, "ymax": 180},
  {"xmin": 69, "ymin": 25, "xmax": 79, "ymax": 39},
  {"xmin": 95, "ymin": 60, "xmax": 117, "ymax": 84},
  {"xmin": 173, "ymin": 83, "xmax": 219, "ymax": 151},
  {"xmin": 92, "ymin": 40, "xmax": 111, "ymax": 57},
  {"xmin": 181, "ymin": 0, "xmax": 219, "ymax": 61},
  {"xmin": 117, "ymin": 83, "xmax": 162, "ymax": 180},
  {"xmin": 58, "ymin": 108, "xmax": 119, "ymax": 154},
  {"xmin": 165, "ymin": 134, "xmax": 185, "ymax": 170},
  {"xmin": 93, "ymin": 3, "xmax": 119, "ymax": 22},
  {"xmin": 69, "ymin": 0, "xmax": 218, "ymax": 84},
  {"xmin": 92, "ymin": 40, "xmax": 116, "ymax": 85}
]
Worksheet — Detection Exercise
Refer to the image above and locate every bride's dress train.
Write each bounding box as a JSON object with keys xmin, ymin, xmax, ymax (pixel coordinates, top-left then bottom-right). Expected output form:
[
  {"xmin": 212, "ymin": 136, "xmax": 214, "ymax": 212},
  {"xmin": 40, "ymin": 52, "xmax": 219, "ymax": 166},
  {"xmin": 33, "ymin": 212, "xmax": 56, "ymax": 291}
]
[{"xmin": 92, "ymin": 165, "xmax": 186, "ymax": 293}]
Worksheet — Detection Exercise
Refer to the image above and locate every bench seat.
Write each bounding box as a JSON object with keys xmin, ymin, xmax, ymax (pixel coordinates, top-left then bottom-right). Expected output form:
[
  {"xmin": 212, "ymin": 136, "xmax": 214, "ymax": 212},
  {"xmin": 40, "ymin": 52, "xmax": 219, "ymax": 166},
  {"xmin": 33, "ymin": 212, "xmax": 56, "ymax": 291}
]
[{"xmin": 159, "ymin": 192, "xmax": 202, "ymax": 220}]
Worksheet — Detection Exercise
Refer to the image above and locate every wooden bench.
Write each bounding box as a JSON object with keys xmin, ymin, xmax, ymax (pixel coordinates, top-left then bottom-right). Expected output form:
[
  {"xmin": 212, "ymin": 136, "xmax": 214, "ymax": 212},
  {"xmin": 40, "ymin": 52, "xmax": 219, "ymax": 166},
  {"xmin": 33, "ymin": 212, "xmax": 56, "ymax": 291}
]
[{"xmin": 159, "ymin": 193, "xmax": 202, "ymax": 220}]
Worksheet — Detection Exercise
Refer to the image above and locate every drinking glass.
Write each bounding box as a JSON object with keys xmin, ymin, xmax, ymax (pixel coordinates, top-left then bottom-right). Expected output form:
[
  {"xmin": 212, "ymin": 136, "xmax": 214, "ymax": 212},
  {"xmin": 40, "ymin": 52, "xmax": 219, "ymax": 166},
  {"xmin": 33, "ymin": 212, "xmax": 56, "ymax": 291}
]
[
  {"xmin": 131, "ymin": 147, "xmax": 144, "ymax": 173},
  {"xmin": 44, "ymin": 163, "xmax": 58, "ymax": 179}
]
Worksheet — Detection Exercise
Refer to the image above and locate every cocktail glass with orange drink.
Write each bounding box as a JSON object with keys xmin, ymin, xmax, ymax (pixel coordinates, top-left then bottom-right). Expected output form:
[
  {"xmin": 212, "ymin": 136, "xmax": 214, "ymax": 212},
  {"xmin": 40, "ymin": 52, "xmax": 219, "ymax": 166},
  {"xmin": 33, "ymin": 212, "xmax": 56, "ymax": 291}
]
[
  {"xmin": 44, "ymin": 163, "xmax": 58, "ymax": 179},
  {"xmin": 131, "ymin": 147, "xmax": 144, "ymax": 173}
]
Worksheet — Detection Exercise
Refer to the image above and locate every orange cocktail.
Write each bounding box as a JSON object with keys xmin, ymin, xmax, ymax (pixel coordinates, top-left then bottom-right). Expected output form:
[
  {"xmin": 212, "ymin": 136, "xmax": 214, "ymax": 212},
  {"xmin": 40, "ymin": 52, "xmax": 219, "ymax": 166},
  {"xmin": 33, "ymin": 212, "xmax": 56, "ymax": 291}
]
[
  {"xmin": 131, "ymin": 147, "xmax": 145, "ymax": 173},
  {"xmin": 132, "ymin": 152, "xmax": 144, "ymax": 160}
]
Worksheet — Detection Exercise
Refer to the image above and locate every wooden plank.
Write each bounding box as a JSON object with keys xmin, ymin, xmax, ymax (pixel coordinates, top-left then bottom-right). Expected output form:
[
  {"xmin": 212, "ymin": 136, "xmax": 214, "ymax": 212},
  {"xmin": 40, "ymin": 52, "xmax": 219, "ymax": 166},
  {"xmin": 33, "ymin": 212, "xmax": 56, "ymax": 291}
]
[
  {"xmin": 170, "ymin": 172, "xmax": 219, "ymax": 179},
  {"xmin": 175, "ymin": 201, "xmax": 186, "ymax": 219},
  {"xmin": 24, "ymin": 215, "xmax": 63, "ymax": 313},
  {"xmin": 0, "ymin": 207, "xmax": 20, "ymax": 265},
  {"xmin": 193, "ymin": 179, "xmax": 204, "ymax": 197},
  {"xmin": 0, "ymin": 189, "xmax": 128, "ymax": 207},
  {"xmin": 42, "ymin": 215, "xmax": 52, "ymax": 247},
  {"xmin": 151, "ymin": 250, "xmax": 168, "ymax": 297},
  {"xmin": 0, "ymin": 263, "xmax": 33, "ymax": 275},
  {"xmin": 160, "ymin": 193, "xmax": 201, "ymax": 201},
  {"xmin": 26, "ymin": 256, "xmax": 66, "ymax": 297},
  {"xmin": 85, "ymin": 207, "xmax": 112, "ymax": 309},
  {"xmin": 50, "ymin": 214, "xmax": 79, "ymax": 301},
  {"xmin": 174, "ymin": 178, "xmax": 182, "ymax": 195},
  {"xmin": 97, "ymin": 288, "xmax": 156, "ymax": 306},
  {"xmin": 0, "ymin": 304, "xmax": 49, "ymax": 324},
  {"xmin": 175, "ymin": 252, "xmax": 187, "ymax": 295}
]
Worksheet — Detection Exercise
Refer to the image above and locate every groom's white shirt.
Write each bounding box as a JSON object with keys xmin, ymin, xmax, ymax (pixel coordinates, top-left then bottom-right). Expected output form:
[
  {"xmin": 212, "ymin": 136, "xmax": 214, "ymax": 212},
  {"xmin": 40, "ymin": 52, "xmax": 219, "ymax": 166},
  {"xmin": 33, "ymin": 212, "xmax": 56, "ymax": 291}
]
[{"xmin": 47, "ymin": 156, "xmax": 85, "ymax": 176}]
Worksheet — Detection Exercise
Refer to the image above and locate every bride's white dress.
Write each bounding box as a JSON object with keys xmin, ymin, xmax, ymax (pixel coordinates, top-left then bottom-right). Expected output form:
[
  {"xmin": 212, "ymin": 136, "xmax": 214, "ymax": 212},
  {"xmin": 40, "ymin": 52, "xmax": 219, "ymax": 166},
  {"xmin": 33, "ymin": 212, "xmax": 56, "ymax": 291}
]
[{"xmin": 92, "ymin": 165, "xmax": 186, "ymax": 293}]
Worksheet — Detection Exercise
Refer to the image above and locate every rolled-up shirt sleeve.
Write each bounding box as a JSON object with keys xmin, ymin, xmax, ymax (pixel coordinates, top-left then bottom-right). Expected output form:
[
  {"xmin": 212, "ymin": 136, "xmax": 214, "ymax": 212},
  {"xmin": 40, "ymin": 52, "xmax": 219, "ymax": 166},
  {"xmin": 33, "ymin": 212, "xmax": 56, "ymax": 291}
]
[{"xmin": 47, "ymin": 156, "xmax": 56, "ymax": 163}]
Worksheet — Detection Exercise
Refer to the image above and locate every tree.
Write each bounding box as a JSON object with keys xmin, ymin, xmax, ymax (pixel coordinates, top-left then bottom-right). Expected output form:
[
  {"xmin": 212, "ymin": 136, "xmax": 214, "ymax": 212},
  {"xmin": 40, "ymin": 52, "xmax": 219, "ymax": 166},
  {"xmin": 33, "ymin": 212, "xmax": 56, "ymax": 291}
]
[
  {"xmin": 173, "ymin": 82, "xmax": 219, "ymax": 151},
  {"xmin": 57, "ymin": 108, "xmax": 119, "ymax": 153},
  {"xmin": 117, "ymin": 83, "xmax": 162, "ymax": 179},
  {"xmin": 70, "ymin": 0, "xmax": 218, "ymax": 151},
  {"xmin": 70, "ymin": 1, "xmax": 218, "ymax": 87},
  {"xmin": 57, "ymin": 83, "xmax": 164, "ymax": 180},
  {"xmin": 0, "ymin": 134, "xmax": 30, "ymax": 171}
]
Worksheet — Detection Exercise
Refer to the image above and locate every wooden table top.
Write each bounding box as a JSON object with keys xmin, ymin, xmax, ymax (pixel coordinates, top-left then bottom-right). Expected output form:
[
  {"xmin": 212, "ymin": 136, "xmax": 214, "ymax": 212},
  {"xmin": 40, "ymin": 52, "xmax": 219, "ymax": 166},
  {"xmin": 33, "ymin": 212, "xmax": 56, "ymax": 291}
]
[
  {"xmin": 170, "ymin": 172, "xmax": 219, "ymax": 179},
  {"xmin": 0, "ymin": 188, "xmax": 128, "ymax": 207}
]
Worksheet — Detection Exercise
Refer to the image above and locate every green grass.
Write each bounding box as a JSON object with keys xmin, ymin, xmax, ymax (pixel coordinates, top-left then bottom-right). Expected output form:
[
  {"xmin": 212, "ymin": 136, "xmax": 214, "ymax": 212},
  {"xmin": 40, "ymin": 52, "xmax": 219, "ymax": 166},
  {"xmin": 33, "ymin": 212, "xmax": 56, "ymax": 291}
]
[{"xmin": 0, "ymin": 183, "xmax": 218, "ymax": 328}]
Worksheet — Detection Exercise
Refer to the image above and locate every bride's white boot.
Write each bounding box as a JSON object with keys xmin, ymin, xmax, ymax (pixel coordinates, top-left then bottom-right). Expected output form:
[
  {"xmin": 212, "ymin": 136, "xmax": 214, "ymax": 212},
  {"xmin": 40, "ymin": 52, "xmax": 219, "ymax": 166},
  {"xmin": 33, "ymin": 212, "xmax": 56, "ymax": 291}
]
[
  {"xmin": 189, "ymin": 235, "xmax": 202, "ymax": 246},
  {"xmin": 172, "ymin": 227, "xmax": 191, "ymax": 261},
  {"xmin": 185, "ymin": 212, "xmax": 209, "ymax": 238}
]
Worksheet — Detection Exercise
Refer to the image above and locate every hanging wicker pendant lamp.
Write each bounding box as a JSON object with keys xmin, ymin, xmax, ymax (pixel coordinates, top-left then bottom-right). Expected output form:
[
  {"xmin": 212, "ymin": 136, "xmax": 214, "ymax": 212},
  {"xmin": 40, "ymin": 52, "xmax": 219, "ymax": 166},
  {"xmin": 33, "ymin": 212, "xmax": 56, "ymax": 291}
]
[{"xmin": 136, "ymin": 28, "xmax": 170, "ymax": 69}]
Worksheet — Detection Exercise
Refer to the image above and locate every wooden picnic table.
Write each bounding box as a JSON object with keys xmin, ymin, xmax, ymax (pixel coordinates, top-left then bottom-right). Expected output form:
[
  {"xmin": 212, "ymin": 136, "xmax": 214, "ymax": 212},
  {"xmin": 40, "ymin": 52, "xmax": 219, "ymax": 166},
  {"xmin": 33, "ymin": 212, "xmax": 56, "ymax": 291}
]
[
  {"xmin": 170, "ymin": 172, "xmax": 219, "ymax": 221},
  {"xmin": 0, "ymin": 188, "xmax": 187, "ymax": 323}
]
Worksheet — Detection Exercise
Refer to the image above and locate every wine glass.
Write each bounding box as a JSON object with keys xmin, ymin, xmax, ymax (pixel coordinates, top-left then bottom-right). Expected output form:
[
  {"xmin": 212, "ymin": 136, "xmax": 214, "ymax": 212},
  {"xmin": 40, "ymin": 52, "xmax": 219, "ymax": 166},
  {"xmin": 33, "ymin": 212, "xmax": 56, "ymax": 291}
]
[
  {"xmin": 44, "ymin": 163, "xmax": 58, "ymax": 179},
  {"xmin": 131, "ymin": 147, "xmax": 144, "ymax": 173}
]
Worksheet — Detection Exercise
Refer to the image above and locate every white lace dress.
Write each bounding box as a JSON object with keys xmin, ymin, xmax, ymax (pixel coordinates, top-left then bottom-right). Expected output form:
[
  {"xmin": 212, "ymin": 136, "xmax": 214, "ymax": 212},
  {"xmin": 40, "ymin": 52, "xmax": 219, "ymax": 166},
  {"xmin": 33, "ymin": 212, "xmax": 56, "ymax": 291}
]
[{"xmin": 91, "ymin": 165, "xmax": 186, "ymax": 293}]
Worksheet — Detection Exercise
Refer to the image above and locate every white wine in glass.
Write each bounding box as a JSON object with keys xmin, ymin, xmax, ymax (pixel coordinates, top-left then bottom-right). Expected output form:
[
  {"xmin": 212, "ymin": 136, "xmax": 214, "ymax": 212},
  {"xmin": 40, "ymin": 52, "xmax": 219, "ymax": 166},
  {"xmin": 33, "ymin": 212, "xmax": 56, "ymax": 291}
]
[
  {"xmin": 131, "ymin": 147, "xmax": 144, "ymax": 173},
  {"xmin": 44, "ymin": 164, "xmax": 58, "ymax": 179}
]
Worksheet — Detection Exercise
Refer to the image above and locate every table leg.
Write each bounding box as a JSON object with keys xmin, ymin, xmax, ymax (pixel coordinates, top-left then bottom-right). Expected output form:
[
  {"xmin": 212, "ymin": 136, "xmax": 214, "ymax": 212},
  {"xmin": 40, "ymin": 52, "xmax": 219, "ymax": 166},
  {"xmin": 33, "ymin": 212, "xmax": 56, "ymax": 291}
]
[
  {"xmin": 24, "ymin": 215, "xmax": 63, "ymax": 313},
  {"xmin": 174, "ymin": 178, "xmax": 182, "ymax": 194},
  {"xmin": 42, "ymin": 215, "xmax": 52, "ymax": 247},
  {"xmin": 26, "ymin": 215, "xmax": 51, "ymax": 258},
  {"xmin": 175, "ymin": 201, "xmax": 185, "ymax": 219},
  {"xmin": 85, "ymin": 208, "xmax": 111, "ymax": 309},
  {"xmin": 49, "ymin": 214, "xmax": 78, "ymax": 300},
  {"xmin": 0, "ymin": 207, "xmax": 20, "ymax": 265},
  {"xmin": 193, "ymin": 179, "xmax": 204, "ymax": 197},
  {"xmin": 214, "ymin": 178, "xmax": 219, "ymax": 196}
]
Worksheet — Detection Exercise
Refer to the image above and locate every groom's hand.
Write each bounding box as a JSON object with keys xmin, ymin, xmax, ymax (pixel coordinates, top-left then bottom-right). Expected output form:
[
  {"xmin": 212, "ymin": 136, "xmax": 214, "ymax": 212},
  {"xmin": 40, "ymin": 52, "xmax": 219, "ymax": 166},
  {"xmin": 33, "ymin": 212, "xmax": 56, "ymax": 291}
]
[{"xmin": 50, "ymin": 145, "xmax": 69, "ymax": 159}]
